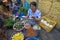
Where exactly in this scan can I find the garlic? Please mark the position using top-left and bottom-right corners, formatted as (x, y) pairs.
(41, 19), (44, 22)
(46, 23), (50, 26)
(49, 25), (53, 28)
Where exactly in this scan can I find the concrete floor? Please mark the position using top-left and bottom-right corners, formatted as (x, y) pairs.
(40, 29), (60, 40)
(1, 21), (60, 40)
(6, 28), (60, 40)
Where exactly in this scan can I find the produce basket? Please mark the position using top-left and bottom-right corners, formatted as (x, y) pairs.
(26, 37), (39, 40)
(11, 32), (24, 40)
(5, 18), (14, 29)
(13, 22), (24, 31)
(38, 16), (57, 32)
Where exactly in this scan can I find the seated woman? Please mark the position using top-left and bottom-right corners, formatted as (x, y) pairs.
(24, 2), (41, 26)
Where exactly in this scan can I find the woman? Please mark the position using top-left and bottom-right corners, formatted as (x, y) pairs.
(24, 2), (41, 26)
(28, 2), (41, 21)
(21, 2), (41, 38)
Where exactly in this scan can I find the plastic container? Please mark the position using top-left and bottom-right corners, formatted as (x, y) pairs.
(26, 37), (39, 40)
(23, 0), (30, 8)
(9, 32), (24, 40)
(13, 10), (18, 16)
(12, 32), (24, 40)
(13, 22), (24, 31)
(19, 12), (25, 18)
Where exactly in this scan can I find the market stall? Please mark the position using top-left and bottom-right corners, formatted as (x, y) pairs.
(0, 0), (59, 40)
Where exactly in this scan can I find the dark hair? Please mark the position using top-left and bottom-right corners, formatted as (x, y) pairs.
(30, 2), (37, 7)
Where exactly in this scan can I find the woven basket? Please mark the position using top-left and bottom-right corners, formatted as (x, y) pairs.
(38, 16), (57, 32)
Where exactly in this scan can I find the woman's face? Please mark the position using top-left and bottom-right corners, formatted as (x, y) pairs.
(30, 5), (36, 12)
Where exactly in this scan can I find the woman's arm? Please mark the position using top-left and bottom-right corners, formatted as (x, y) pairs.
(35, 18), (41, 22)
(31, 16), (41, 21)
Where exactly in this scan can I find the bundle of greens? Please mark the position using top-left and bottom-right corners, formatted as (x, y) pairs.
(5, 18), (14, 29)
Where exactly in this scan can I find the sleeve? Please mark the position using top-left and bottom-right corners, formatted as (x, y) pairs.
(38, 11), (41, 18)
(27, 9), (30, 17)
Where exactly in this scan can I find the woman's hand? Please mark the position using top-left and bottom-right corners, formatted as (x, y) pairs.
(31, 16), (41, 22)
(31, 16), (35, 19)
(23, 16), (28, 20)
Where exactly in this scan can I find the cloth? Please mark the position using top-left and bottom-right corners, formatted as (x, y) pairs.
(23, 1), (30, 8)
(9, 3), (16, 9)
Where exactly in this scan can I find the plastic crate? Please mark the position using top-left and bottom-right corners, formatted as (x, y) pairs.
(38, 16), (57, 32)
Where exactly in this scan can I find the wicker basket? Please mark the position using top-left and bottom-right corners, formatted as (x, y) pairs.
(13, 22), (24, 31)
(38, 16), (57, 32)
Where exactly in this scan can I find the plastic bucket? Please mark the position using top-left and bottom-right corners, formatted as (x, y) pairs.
(26, 37), (39, 40)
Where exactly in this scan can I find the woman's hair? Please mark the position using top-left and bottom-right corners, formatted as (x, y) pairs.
(30, 2), (37, 7)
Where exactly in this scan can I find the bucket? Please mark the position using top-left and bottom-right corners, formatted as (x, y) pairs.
(26, 37), (39, 40)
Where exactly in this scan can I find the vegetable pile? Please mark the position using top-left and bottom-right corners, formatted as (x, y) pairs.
(5, 18), (14, 29)
(15, 17), (20, 23)
(13, 22), (24, 30)
(12, 32), (24, 40)
(19, 7), (28, 16)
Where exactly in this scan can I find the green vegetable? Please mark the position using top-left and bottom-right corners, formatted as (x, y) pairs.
(19, 7), (28, 16)
(5, 18), (14, 29)
(15, 17), (20, 23)
(14, 23), (24, 30)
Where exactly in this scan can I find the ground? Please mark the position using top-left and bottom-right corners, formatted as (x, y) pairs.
(5, 28), (60, 40)
(40, 29), (60, 40)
